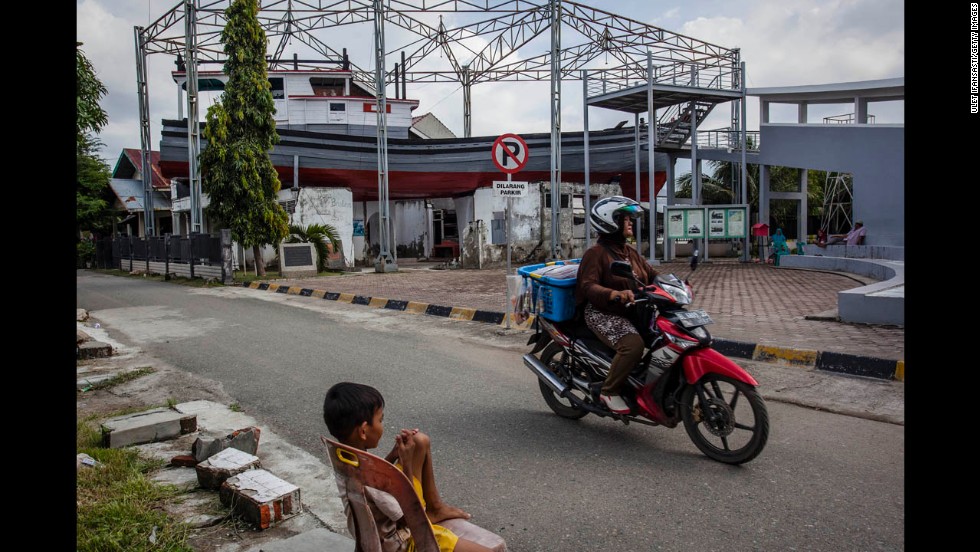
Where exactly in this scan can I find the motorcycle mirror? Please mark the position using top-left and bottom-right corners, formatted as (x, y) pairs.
(610, 260), (635, 279)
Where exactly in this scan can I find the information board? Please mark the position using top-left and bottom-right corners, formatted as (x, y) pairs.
(665, 205), (748, 239)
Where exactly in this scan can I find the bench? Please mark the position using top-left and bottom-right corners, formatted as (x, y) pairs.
(777, 252), (904, 326)
(321, 436), (508, 552)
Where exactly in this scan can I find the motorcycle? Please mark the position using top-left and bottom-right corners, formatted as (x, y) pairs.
(522, 254), (770, 465)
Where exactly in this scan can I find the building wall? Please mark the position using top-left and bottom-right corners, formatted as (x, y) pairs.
(458, 181), (624, 267)
(291, 188), (355, 267)
(393, 200), (429, 258)
(758, 124), (904, 247)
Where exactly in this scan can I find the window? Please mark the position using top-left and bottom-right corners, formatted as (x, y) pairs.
(269, 77), (285, 99)
(310, 77), (345, 97)
(329, 103), (346, 112)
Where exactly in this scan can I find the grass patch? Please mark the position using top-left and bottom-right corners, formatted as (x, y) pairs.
(233, 270), (280, 285)
(76, 418), (193, 551)
(229, 402), (242, 412)
(79, 367), (155, 393)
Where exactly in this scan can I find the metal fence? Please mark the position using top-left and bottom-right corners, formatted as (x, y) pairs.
(95, 233), (223, 270)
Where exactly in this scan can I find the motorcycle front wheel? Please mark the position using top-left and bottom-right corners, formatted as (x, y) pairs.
(538, 343), (589, 420)
(681, 374), (769, 465)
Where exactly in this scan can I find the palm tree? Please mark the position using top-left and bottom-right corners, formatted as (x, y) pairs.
(286, 223), (341, 272)
(677, 160), (826, 238)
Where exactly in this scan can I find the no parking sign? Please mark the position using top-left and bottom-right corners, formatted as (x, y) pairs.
(491, 133), (529, 174)
(491, 133), (529, 329)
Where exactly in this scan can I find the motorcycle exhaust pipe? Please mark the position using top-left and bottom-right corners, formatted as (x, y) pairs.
(524, 353), (631, 419)
(523, 353), (568, 397)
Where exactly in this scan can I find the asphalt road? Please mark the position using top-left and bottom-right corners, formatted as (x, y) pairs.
(77, 272), (904, 552)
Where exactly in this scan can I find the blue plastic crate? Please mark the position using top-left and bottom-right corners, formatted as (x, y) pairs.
(517, 259), (581, 322)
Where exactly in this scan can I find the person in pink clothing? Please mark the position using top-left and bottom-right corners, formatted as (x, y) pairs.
(824, 221), (866, 246)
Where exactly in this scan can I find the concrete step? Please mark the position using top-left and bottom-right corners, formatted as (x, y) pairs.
(78, 340), (113, 360)
(100, 407), (198, 448)
(245, 528), (354, 552)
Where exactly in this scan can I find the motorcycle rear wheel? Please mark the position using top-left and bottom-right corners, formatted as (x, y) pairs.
(681, 374), (769, 465)
(538, 343), (589, 420)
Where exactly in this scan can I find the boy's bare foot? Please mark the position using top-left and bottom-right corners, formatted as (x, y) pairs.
(426, 503), (471, 523)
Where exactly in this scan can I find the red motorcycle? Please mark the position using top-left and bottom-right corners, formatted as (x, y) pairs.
(523, 257), (769, 465)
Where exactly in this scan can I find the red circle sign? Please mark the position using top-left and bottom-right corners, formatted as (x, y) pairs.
(491, 133), (529, 174)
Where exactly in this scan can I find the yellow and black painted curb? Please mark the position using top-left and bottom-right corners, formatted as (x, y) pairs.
(243, 282), (505, 325)
(242, 282), (904, 383)
(713, 339), (904, 382)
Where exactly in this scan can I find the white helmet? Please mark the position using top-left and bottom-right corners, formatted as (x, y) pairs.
(590, 196), (643, 235)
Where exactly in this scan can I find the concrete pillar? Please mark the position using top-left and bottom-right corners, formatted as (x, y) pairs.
(799, 170), (808, 243)
(221, 228), (233, 284)
(760, 100), (770, 124)
(855, 97), (869, 123)
(759, 165), (770, 229)
(798, 102), (807, 124)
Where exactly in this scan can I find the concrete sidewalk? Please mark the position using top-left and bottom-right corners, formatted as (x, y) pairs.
(251, 258), (905, 381)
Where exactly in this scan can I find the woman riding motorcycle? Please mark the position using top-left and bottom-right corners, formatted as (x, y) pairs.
(574, 196), (659, 415)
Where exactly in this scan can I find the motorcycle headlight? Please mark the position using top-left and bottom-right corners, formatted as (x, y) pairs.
(664, 331), (699, 349)
(661, 283), (692, 305)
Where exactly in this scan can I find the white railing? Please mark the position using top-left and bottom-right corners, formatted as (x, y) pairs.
(696, 128), (760, 151)
(823, 113), (876, 124)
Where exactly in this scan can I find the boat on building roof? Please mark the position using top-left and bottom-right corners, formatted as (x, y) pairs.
(158, 67), (668, 202)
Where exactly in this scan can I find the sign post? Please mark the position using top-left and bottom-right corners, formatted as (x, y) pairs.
(492, 134), (529, 329)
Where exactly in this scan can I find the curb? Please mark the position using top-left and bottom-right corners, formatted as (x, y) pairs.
(240, 282), (903, 382)
(713, 339), (904, 382)
(243, 282), (506, 324)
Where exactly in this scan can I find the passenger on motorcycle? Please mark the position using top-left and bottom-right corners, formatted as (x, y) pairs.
(574, 196), (659, 415)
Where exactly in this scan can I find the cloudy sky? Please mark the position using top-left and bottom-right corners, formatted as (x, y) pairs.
(76, 0), (905, 166)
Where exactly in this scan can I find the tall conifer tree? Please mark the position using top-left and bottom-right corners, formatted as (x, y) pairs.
(200, 0), (288, 276)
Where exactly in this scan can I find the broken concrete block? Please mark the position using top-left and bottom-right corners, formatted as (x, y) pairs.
(100, 408), (197, 449)
(77, 340), (113, 360)
(196, 447), (262, 490)
(219, 469), (301, 530)
(171, 455), (198, 467)
(192, 426), (261, 463)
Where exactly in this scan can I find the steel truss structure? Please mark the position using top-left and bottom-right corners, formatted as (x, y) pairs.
(135, 0), (744, 264)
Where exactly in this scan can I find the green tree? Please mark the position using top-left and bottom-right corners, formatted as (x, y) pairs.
(677, 157), (827, 238)
(76, 43), (113, 258)
(199, 0), (288, 277)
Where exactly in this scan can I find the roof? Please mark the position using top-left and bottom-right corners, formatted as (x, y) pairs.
(747, 78), (904, 103)
(409, 112), (457, 139)
(114, 149), (171, 190)
(109, 179), (172, 212)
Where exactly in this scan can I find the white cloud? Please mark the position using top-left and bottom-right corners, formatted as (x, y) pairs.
(680, 1), (903, 88)
(78, 0), (904, 162)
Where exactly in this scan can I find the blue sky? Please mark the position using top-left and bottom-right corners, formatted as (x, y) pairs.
(77, 0), (905, 167)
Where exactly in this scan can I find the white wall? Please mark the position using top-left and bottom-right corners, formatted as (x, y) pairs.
(393, 200), (428, 257)
(291, 188), (355, 267)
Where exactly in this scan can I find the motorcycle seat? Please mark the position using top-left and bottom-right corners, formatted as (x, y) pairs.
(555, 320), (616, 362)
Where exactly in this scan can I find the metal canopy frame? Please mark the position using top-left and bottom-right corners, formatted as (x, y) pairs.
(134, 0), (742, 265)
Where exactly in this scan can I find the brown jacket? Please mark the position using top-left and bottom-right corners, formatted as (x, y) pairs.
(575, 240), (659, 318)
